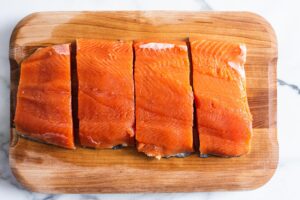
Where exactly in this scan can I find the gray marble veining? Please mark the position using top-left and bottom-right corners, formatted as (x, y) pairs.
(278, 79), (300, 94)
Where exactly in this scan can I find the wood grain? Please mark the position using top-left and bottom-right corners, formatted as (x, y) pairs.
(9, 11), (278, 193)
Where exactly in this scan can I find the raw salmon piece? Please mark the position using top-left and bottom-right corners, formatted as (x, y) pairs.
(76, 39), (134, 148)
(14, 44), (74, 149)
(134, 41), (194, 159)
(190, 38), (253, 157)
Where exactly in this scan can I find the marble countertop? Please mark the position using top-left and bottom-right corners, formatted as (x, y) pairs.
(1, 0), (299, 199)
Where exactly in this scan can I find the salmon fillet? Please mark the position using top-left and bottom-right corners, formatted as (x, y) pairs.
(190, 38), (253, 157)
(14, 44), (74, 149)
(134, 41), (194, 159)
(76, 39), (135, 148)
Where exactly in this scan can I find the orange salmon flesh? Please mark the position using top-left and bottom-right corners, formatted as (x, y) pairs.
(14, 44), (75, 149)
(134, 41), (194, 158)
(76, 39), (135, 148)
(190, 38), (252, 157)
(14, 38), (252, 158)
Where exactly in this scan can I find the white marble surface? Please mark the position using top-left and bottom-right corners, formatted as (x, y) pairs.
(1, 0), (300, 199)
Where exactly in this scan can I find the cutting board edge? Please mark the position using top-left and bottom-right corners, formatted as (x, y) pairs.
(9, 128), (279, 193)
(9, 11), (278, 193)
(9, 11), (279, 50)
(9, 156), (279, 194)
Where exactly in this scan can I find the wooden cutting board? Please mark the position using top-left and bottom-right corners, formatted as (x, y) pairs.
(9, 11), (278, 193)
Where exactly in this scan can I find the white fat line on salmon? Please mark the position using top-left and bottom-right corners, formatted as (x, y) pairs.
(140, 43), (187, 51)
(228, 44), (247, 79)
(179, 45), (188, 51)
(53, 44), (70, 55)
(228, 61), (246, 79)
